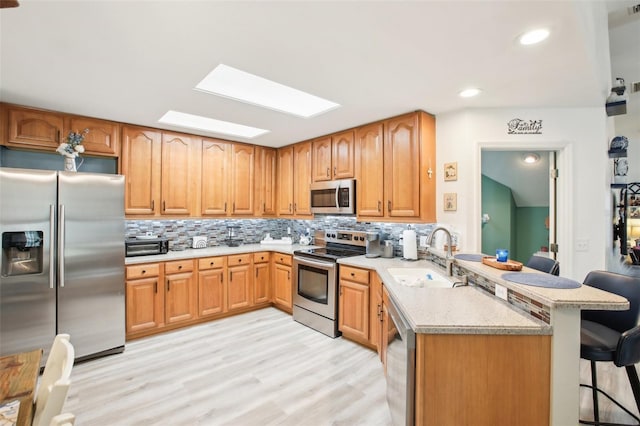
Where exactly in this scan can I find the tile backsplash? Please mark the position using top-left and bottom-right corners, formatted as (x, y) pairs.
(126, 216), (458, 258)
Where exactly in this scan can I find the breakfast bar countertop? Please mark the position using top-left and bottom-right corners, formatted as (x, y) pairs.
(338, 254), (629, 335)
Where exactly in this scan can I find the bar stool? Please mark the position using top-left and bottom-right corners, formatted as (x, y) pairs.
(580, 271), (640, 425)
(526, 255), (560, 275)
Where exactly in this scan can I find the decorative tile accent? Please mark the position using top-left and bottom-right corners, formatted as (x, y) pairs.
(452, 263), (552, 325)
(125, 217), (440, 256)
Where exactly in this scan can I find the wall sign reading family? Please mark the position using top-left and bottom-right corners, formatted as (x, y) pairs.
(507, 118), (543, 135)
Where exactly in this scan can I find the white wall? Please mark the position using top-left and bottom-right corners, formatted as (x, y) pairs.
(436, 107), (608, 281)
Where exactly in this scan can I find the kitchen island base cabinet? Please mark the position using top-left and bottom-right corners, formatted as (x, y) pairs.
(415, 334), (551, 426)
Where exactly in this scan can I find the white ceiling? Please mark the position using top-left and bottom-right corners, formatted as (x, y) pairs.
(0, 0), (617, 148)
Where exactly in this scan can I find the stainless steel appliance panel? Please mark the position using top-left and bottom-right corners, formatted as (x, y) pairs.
(57, 172), (125, 359)
(0, 168), (57, 357)
(386, 294), (416, 426)
(293, 256), (336, 320)
(310, 179), (355, 215)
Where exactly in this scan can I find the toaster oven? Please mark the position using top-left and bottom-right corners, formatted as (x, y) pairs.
(125, 238), (169, 257)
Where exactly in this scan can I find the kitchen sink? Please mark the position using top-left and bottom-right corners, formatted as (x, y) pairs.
(386, 268), (453, 288)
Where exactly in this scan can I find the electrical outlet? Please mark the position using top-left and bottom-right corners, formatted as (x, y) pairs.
(495, 284), (508, 301)
(419, 236), (428, 247)
(576, 239), (589, 252)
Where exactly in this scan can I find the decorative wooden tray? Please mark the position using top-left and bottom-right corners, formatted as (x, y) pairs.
(482, 256), (523, 271)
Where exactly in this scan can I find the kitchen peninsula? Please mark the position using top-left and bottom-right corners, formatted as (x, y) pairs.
(127, 242), (628, 426)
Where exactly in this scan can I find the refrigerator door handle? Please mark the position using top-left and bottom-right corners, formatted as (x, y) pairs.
(58, 204), (65, 287)
(49, 204), (56, 289)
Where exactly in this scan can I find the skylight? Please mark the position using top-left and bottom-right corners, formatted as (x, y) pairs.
(195, 64), (340, 118)
(158, 110), (269, 139)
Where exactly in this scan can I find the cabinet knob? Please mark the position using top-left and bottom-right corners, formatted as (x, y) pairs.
(178, 265), (183, 270)
(350, 272), (355, 277)
(210, 262), (214, 266)
(238, 259), (242, 263)
(142, 270), (146, 274)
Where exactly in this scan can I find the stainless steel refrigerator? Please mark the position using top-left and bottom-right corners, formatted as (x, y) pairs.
(0, 168), (125, 362)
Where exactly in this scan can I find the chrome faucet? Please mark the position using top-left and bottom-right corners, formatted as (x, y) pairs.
(427, 226), (453, 275)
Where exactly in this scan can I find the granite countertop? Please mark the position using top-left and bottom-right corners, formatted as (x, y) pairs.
(452, 256), (629, 311)
(339, 256), (552, 335)
(125, 243), (318, 265)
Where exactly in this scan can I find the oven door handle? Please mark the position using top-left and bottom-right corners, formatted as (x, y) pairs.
(294, 256), (336, 270)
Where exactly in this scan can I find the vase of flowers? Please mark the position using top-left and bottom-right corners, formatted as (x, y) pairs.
(57, 128), (88, 172)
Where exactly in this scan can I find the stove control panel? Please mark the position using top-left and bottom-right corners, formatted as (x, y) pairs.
(324, 229), (368, 247)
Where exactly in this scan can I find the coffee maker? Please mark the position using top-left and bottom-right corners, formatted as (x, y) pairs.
(365, 232), (386, 258)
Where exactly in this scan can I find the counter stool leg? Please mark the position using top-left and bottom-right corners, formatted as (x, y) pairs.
(592, 361), (600, 425)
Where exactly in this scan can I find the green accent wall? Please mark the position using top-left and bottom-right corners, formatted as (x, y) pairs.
(516, 207), (549, 263)
(481, 175), (516, 258)
(482, 174), (549, 263)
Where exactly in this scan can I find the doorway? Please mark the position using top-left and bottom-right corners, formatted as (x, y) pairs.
(481, 150), (557, 264)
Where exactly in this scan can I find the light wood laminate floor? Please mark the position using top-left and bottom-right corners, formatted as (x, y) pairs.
(64, 308), (392, 426)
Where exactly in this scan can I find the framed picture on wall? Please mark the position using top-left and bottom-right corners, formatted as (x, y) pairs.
(444, 193), (457, 211)
(444, 162), (458, 181)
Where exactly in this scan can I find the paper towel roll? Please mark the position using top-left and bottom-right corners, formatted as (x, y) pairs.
(402, 230), (417, 260)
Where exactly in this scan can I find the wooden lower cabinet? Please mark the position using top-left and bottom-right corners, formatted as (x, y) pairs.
(125, 263), (164, 335)
(227, 254), (252, 311)
(370, 272), (383, 358)
(197, 256), (226, 317)
(164, 259), (197, 325)
(253, 252), (271, 304)
(414, 334), (551, 426)
(338, 265), (382, 350)
(272, 254), (293, 312)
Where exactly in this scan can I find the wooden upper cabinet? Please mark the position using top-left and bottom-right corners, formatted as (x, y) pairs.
(355, 123), (385, 217)
(5, 105), (64, 149)
(255, 146), (277, 217)
(312, 131), (354, 182)
(356, 111), (435, 222)
(293, 141), (312, 216)
(312, 136), (332, 182)
(277, 146), (294, 215)
(122, 126), (162, 215)
(65, 115), (119, 156)
(161, 132), (198, 216)
(384, 113), (421, 218)
(201, 140), (254, 216)
(201, 139), (230, 215)
(230, 144), (254, 215)
(332, 130), (355, 179)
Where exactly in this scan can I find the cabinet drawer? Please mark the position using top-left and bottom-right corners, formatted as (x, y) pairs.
(340, 266), (369, 284)
(228, 254), (251, 265)
(126, 263), (161, 280)
(253, 252), (270, 264)
(198, 256), (226, 270)
(165, 259), (194, 274)
(274, 253), (292, 266)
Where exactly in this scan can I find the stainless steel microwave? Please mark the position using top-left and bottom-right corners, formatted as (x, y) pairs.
(310, 179), (356, 215)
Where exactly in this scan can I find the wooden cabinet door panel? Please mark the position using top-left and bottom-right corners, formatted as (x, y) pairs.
(370, 273), (383, 355)
(277, 146), (294, 215)
(332, 130), (355, 179)
(126, 277), (164, 333)
(198, 269), (226, 317)
(65, 116), (119, 156)
(231, 144), (254, 215)
(161, 132), (195, 215)
(7, 107), (63, 148)
(254, 262), (270, 304)
(385, 114), (420, 217)
(312, 136), (332, 182)
(338, 280), (369, 342)
(165, 271), (197, 324)
(201, 139), (230, 215)
(121, 126), (161, 215)
(228, 264), (252, 311)
(355, 123), (384, 217)
(273, 263), (292, 309)
(293, 141), (312, 216)
(255, 147), (277, 216)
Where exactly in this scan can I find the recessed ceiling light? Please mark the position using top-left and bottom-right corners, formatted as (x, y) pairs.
(519, 28), (550, 45)
(158, 110), (269, 139)
(459, 88), (482, 98)
(523, 153), (540, 164)
(195, 64), (340, 118)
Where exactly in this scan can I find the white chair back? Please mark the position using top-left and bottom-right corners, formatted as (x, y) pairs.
(49, 413), (75, 426)
(32, 334), (75, 426)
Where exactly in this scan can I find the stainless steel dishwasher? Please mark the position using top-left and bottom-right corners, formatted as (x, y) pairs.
(385, 294), (416, 426)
